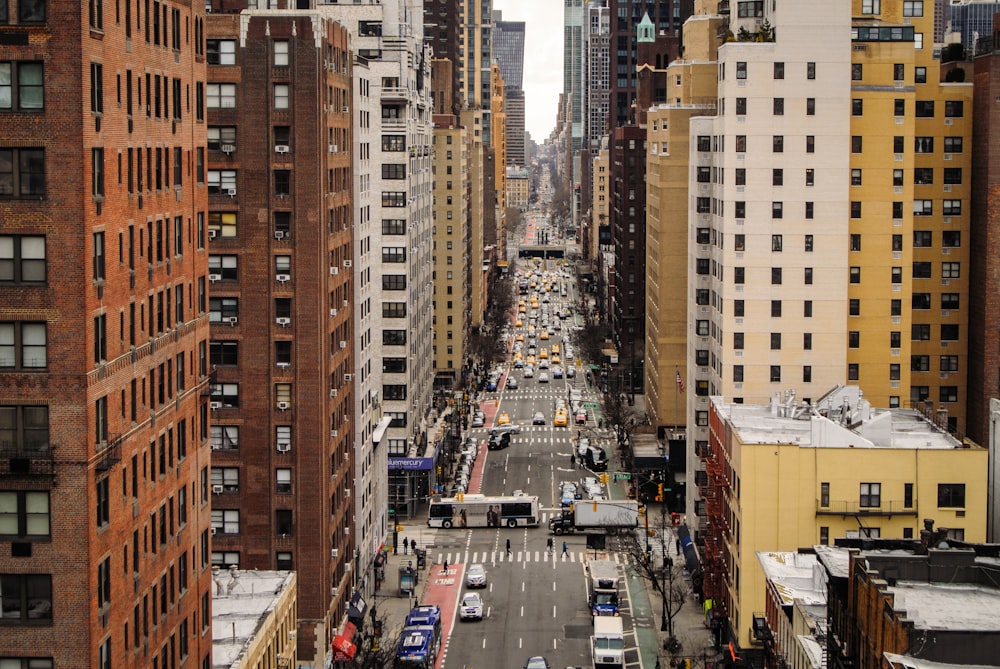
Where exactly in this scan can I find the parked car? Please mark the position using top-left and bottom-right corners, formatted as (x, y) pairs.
(471, 412), (485, 428)
(460, 592), (484, 621)
(465, 564), (487, 588)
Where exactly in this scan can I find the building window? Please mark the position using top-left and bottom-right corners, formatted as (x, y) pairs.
(889, 363), (901, 381)
(210, 467), (239, 493)
(208, 255), (238, 281)
(848, 363), (859, 381)
(770, 333), (781, 350)
(912, 355), (929, 372)
(207, 169), (237, 195)
(735, 97), (746, 115)
(382, 302), (406, 318)
(206, 39), (236, 65)
(0, 62), (45, 111)
(382, 247), (406, 263)
(273, 84), (289, 109)
(771, 235), (782, 252)
(273, 40), (289, 66)
(849, 299), (860, 316)
(209, 297), (238, 323)
(208, 383), (239, 408)
(915, 100), (934, 117)
(734, 333), (744, 350)
(850, 201), (861, 218)
(803, 366), (812, 383)
(0, 491), (50, 538)
(206, 83), (236, 108)
(849, 331), (860, 348)
(0, 322), (46, 369)
(0, 235), (45, 283)
(941, 324), (959, 341)
(210, 509), (240, 534)
(772, 202), (783, 218)
(773, 98), (784, 115)
(211, 551), (241, 569)
(275, 469), (292, 494)
(772, 169), (783, 187)
(771, 267), (782, 285)
(382, 274), (406, 290)
(859, 482), (880, 508)
(772, 136), (783, 152)
(937, 483), (965, 508)
(0, 574), (52, 622)
(382, 164), (406, 180)
(210, 342), (238, 366)
(769, 366), (781, 382)
(210, 425), (239, 451)
(0, 148), (46, 198)
(852, 99), (863, 115)
(736, 61), (747, 79)
(735, 135), (747, 152)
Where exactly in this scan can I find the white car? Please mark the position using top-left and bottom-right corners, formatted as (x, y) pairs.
(465, 564), (488, 588)
(460, 592), (484, 621)
(523, 366), (535, 378)
(538, 372), (549, 383)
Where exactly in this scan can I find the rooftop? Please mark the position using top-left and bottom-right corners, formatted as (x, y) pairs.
(212, 569), (296, 669)
(886, 580), (1000, 632)
(884, 652), (1000, 669)
(712, 386), (967, 451)
(756, 551), (825, 607)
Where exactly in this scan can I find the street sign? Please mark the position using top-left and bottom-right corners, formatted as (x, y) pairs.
(613, 473), (631, 481)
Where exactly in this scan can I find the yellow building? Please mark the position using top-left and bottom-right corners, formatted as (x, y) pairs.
(847, 2), (972, 430)
(491, 62), (509, 260)
(591, 143), (610, 262)
(465, 107), (488, 333)
(701, 388), (988, 651)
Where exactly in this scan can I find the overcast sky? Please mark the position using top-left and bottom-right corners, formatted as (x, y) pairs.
(493, 0), (563, 141)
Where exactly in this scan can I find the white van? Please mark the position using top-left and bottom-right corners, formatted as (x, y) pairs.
(592, 616), (625, 669)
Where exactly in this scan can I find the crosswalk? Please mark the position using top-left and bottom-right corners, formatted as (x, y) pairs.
(427, 549), (638, 567)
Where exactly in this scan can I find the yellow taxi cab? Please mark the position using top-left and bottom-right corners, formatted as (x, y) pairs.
(496, 412), (511, 426)
(552, 344), (561, 354)
(527, 324), (536, 334)
(529, 280), (537, 289)
(515, 318), (524, 327)
(515, 333), (525, 342)
(526, 355), (537, 367)
(552, 354), (561, 365)
(531, 301), (539, 310)
(539, 330), (550, 340)
(518, 304), (527, 314)
(539, 348), (549, 360)
(553, 410), (568, 427)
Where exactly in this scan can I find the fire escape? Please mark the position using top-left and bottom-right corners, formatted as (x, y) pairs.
(699, 432), (731, 634)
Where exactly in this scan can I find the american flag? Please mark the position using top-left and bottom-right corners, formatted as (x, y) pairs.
(676, 370), (685, 393)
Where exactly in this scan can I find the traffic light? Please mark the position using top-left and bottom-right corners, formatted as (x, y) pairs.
(599, 473), (609, 484)
(373, 620), (383, 638)
(655, 484), (664, 503)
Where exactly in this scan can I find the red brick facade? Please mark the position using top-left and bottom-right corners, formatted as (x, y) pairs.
(0, 0), (213, 667)
(204, 11), (355, 657)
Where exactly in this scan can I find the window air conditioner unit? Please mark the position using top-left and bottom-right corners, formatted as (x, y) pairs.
(277, 401), (290, 411)
(329, 308), (337, 317)
(210, 527), (217, 535)
(345, 562), (351, 572)
(274, 231), (286, 240)
(330, 388), (338, 398)
(275, 145), (290, 154)
(208, 230), (218, 239)
(276, 316), (291, 325)
(210, 401), (222, 410)
(225, 316), (238, 325)
(212, 484), (225, 494)
(226, 188), (237, 197)
(221, 144), (236, 154)
(331, 586), (339, 597)
(330, 266), (339, 276)
(342, 106), (349, 114)
(329, 144), (338, 153)
(343, 299), (349, 308)
(277, 442), (291, 453)
(331, 548), (339, 558)
(343, 373), (353, 382)
(331, 429), (339, 438)
(276, 274), (290, 283)
(339, 340), (347, 349)
(208, 273), (222, 283)
(343, 259), (352, 268)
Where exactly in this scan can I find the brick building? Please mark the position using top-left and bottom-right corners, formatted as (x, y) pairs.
(203, 8), (355, 660)
(0, 0), (213, 667)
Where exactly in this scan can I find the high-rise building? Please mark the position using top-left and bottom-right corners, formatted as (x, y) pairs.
(677, 0), (973, 557)
(461, 0), (495, 145)
(203, 9), (355, 658)
(425, 0), (463, 116)
(0, 2), (213, 667)
(585, 0), (612, 151)
(492, 13), (527, 166)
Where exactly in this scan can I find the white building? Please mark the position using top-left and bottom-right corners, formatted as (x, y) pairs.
(685, 1), (852, 519)
(319, 0), (435, 598)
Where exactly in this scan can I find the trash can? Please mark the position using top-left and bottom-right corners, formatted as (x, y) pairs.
(415, 548), (427, 569)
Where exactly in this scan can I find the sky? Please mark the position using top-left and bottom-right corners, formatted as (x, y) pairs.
(493, 0), (564, 141)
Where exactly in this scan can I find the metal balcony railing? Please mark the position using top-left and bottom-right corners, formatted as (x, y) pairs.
(0, 440), (56, 478)
(815, 499), (918, 516)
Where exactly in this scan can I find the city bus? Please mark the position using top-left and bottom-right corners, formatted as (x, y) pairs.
(427, 494), (541, 528)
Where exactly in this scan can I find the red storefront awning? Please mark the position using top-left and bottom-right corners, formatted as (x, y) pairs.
(332, 622), (358, 661)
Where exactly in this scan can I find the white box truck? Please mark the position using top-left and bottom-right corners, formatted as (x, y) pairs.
(592, 615), (625, 669)
(548, 499), (639, 535)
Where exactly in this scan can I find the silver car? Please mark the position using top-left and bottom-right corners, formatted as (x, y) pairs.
(460, 592), (484, 621)
(465, 563), (487, 588)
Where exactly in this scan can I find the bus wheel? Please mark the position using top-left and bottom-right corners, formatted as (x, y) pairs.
(507, 519), (517, 528)
(443, 520), (453, 529)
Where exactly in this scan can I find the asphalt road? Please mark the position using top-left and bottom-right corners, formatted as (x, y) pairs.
(437, 258), (620, 669)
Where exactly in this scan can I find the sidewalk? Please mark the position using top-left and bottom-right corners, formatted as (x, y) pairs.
(373, 532), (437, 639)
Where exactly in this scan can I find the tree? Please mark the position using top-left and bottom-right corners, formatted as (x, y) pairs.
(507, 206), (524, 239)
(601, 387), (638, 452)
(352, 605), (403, 669)
(619, 513), (689, 650)
(570, 321), (608, 371)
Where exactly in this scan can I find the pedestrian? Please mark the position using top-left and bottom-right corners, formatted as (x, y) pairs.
(506, 538), (512, 556)
(570, 453), (576, 468)
(562, 541), (569, 557)
(442, 559), (449, 574)
(675, 538), (681, 556)
(403, 537), (409, 554)
(547, 537), (554, 554)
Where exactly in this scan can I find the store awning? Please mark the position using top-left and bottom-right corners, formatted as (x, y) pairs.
(332, 622), (358, 661)
(347, 592), (368, 622)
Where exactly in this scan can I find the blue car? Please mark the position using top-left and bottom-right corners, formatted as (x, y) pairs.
(486, 378), (498, 391)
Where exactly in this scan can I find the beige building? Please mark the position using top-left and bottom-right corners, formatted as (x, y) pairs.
(465, 108), (488, 332)
(703, 388), (988, 650)
(432, 115), (471, 384)
(645, 8), (723, 431)
(591, 143), (611, 262)
(506, 166), (531, 211)
(212, 569), (298, 669)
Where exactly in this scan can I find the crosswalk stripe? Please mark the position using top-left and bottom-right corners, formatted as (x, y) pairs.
(434, 550), (644, 567)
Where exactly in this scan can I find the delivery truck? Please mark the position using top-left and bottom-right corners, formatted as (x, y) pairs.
(548, 499), (639, 535)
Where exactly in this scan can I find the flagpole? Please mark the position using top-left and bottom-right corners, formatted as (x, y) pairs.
(674, 367), (679, 432)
